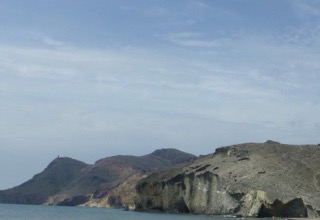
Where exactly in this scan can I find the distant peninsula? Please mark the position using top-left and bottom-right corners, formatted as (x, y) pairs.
(1, 142), (320, 218)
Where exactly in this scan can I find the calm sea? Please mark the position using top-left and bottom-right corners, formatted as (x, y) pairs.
(0, 204), (255, 220)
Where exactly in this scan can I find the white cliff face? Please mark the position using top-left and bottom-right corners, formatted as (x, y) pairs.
(135, 143), (320, 217)
(183, 172), (239, 215)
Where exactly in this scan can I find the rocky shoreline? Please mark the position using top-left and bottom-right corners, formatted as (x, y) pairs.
(134, 142), (320, 218)
(1, 142), (320, 218)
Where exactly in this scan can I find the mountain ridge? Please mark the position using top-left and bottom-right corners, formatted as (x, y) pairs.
(0, 148), (197, 206)
(2, 142), (320, 218)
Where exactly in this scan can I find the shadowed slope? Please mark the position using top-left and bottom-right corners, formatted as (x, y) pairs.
(0, 148), (196, 206)
(0, 157), (88, 204)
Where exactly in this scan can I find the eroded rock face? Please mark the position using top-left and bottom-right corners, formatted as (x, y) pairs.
(258, 198), (307, 217)
(136, 171), (241, 215)
(135, 143), (320, 217)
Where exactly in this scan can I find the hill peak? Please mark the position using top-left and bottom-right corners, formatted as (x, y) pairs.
(265, 140), (281, 144)
(149, 148), (197, 165)
(46, 157), (87, 169)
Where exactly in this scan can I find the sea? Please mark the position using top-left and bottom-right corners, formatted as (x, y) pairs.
(0, 204), (260, 220)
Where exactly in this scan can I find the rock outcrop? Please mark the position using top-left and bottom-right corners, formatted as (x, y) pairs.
(135, 143), (320, 218)
(83, 172), (144, 209)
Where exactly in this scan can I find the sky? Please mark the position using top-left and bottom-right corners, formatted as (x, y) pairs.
(1, 0), (320, 189)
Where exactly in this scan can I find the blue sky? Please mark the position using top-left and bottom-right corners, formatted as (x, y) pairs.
(1, 0), (320, 189)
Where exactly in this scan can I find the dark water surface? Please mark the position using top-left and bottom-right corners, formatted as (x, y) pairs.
(0, 204), (260, 220)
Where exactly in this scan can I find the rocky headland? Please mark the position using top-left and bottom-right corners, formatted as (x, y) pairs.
(1, 142), (320, 218)
(135, 142), (320, 218)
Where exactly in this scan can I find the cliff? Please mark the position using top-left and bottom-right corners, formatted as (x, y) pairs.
(3, 142), (320, 218)
(135, 142), (320, 218)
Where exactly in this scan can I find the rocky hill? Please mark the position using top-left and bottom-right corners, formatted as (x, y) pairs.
(2, 142), (319, 218)
(135, 142), (320, 218)
(0, 148), (196, 206)
(0, 157), (88, 204)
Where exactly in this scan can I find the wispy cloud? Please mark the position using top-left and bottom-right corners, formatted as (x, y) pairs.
(2, 0), (320, 190)
(164, 32), (232, 48)
(3, 0), (320, 191)
(37, 35), (64, 47)
(1, 31), (319, 130)
(289, 0), (320, 17)
(1, 20), (320, 164)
